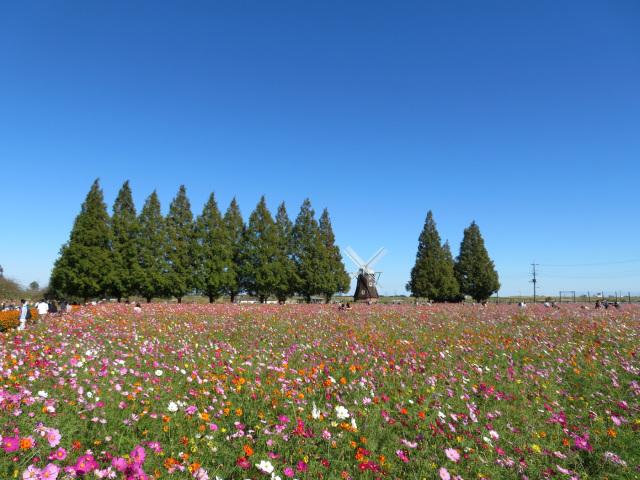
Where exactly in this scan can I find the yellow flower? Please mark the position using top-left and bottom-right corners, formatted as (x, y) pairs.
(531, 445), (541, 453)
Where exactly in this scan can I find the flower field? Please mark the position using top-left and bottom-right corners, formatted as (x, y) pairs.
(1, 303), (638, 480)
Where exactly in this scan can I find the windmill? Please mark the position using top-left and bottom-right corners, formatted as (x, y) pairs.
(343, 246), (387, 302)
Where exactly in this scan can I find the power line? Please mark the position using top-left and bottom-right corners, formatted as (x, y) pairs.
(540, 259), (640, 267)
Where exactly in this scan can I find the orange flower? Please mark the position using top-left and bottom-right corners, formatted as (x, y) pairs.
(181, 436), (189, 446)
(607, 429), (616, 438)
(200, 412), (210, 422)
(20, 438), (33, 450)
(236, 408), (243, 417)
(243, 444), (254, 457)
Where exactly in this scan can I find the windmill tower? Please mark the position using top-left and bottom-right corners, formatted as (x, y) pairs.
(343, 246), (387, 302)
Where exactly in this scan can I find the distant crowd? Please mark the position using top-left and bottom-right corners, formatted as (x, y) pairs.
(1, 299), (80, 314)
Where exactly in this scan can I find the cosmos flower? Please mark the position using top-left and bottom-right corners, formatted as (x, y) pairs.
(445, 448), (460, 462)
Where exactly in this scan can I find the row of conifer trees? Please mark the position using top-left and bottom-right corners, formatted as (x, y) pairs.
(406, 211), (500, 302)
(49, 180), (351, 303)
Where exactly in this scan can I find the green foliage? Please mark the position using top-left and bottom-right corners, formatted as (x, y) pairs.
(0, 275), (22, 299)
(272, 202), (298, 303)
(292, 198), (324, 303)
(221, 198), (245, 303)
(136, 191), (168, 302)
(241, 196), (279, 303)
(109, 181), (140, 301)
(164, 185), (196, 303)
(194, 192), (227, 303)
(50, 179), (113, 300)
(318, 208), (351, 302)
(406, 211), (459, 302)
(455, 220), (500, 302)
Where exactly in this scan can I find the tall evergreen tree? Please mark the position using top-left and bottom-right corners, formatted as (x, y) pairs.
(318, 208), (350, 303)
(241, 196), (278, 303)
(165, 185), (195, 303)
(292, 198), (324, 303)
(109, 181), (140, 302)
(50, 179), (113, 301)
(454, 221), (500, 302)
(194, 192), (227, 303)
(221, 198), (245, 303)
(406, 211), (458, 302)
(272, 202), (298, 303)
(137, 191), (168, 302)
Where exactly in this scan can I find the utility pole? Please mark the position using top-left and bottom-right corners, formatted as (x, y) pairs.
(531, 261), (538, 304)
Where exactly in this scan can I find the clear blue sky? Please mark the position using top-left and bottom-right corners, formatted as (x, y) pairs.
(1, 1), (639, 298)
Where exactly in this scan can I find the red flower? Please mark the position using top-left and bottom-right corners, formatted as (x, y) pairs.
(321, 459), (330, 467)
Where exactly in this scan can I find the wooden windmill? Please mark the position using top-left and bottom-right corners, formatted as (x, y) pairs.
(343, 246), (387, 302)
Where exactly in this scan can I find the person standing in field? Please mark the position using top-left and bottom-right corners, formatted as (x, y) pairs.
(17, 299), (29, 331)
(36, 299), (49, 317)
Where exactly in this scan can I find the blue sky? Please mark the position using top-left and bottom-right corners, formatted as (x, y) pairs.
(1, 1), (639, 298)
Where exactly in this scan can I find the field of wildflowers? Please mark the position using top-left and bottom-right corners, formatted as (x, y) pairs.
(1, 303), (638, 480)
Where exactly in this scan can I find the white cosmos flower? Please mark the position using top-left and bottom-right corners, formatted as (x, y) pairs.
(335, 405), (349, 420)
(155, 370), (163, 376)
(38, 390), (48, 398)
(311, 402), (321, 420)
(167, 401), (178, 412)
(255, 460), (274, 473)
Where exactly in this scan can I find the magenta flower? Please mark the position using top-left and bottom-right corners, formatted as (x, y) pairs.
(574, 437), (593, 452)
(283, 467), (295, 477)
(52, 447), (67, 460)
(3, 437), (20, 453)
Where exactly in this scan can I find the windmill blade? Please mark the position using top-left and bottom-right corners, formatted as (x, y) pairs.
(344, 246), (365, 268)
(365, 247), (387, 269)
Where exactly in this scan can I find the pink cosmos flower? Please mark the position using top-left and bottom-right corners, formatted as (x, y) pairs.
(283, 467), (295, 477)
(40, 463), (60, 480)
(46, 429), (61, 447)
(574, 437), (593, 452)
(439, 467), (451, 480)
(445, 448), (460, 462)
(3, 437), (20, 453)
(396, 450), (409, 462)
(52, 447), (67, 460)
(22, 465), (41, 480)
(296, 461), (308, 472)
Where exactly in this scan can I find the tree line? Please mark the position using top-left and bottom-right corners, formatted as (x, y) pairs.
(49, 179), (351, 303)
(406, 211), (500, 302)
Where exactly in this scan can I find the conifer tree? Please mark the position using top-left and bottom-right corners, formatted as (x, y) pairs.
(406, 211), (459, 302)
(241, 196), (278, 303)
(165, 185), (195, 303)
(292, 198), (324, 303)
(221, 198), (245, 303)
(194, 192), (226, 303)
(272, 202), (298, 303)
(50, 179), (113, 301)
(454, 221), (500, 302)
(137, 191), (168, 302)
(318, 208), (350, 303)
(109, 181), (140, 302)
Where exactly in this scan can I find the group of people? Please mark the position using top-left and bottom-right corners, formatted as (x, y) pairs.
(3, 298), (76, 332)
(595, 300), (620, 309)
